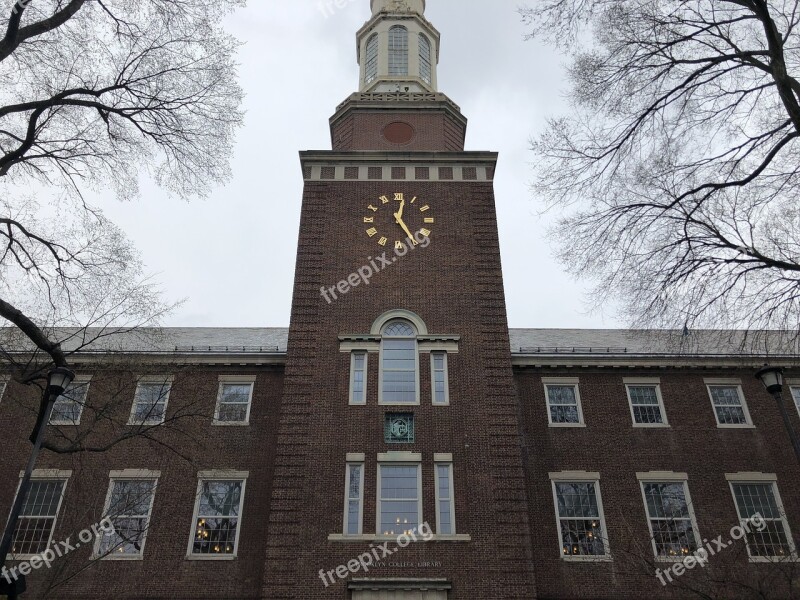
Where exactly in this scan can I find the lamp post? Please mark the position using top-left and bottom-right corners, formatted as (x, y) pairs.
(0, 367), (74, 600)
(755, 365), (800, 466)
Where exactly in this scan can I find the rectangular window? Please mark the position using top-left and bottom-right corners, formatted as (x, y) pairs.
(626, 383), (667, 426)
(344, 463), (364, 536)
(730, 480), (796, 560)
(552, 480), (608, 558)
(381, 339), (418, 404)
(0, 379), (6, 402)
(96, 476), (158, 558)
(431, 352), (449, 405)
(350, 352), (367, 405)
(544, 379), (584, 426)
(640, 480), (699, 558)
(791, 386), (800, 419)
(435, 463), (455, 535)
(189, 477), (246, 558)
(214, 377), (254, 425)
(49, 378), (91, 426)
(129, 378), (172, 425)
(10, 478), (67, 557)
(378, 464), (421, 536)
(707, 383), (752, 427)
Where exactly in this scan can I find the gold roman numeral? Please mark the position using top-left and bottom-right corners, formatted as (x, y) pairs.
(424, 217), (435, 224)
(410, 196), (418, 204)
(380, 195), (390, 204)
(420, 228), (431, 237)
(368, 205), (378, 212)
(378, 237), (388, 246)
(420, 205), (430, 212)
(364, 217), (374, 223)
(395, 240), (404, 250)
(394, 193), (404, 201)
(366, 228), (378, 237)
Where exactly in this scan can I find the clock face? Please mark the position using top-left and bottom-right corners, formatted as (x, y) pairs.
(363, 192), (434, 249)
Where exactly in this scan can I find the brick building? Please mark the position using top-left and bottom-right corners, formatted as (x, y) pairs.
(1, 1), (799, 598)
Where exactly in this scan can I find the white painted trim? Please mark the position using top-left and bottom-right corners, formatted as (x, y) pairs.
(434, 462), (456, 535)
(376, 462), (422, 536)
(213, 377), (255, 426)
(430, 352), (450, 406)
(549, 471), (600, 481)
(349, 351), (368, 406)
(94, 474), (159, 560)
(637, 478), (701, 562)
(343, 462), (365, 536)
(7, 475), (69, 561)
(625, 382), (669, 428)
(706, 383), (754, 428)
(704, 377), (742, 385)
(378, 452), (422, 462)
(789, 385), (800, 420)
(49, 376), (92, 426)
(371, 309), (429, 335)
(433, 453), (452, 462)
(550, 478), (611, 561)
(128, 376), (173, 426)
(186, 475), (247, 560)
(347, 453), (366, 462)
(543, 380), (585, 427)
(378, 323), (421, 406)
(725, 472), (778, 482)
(727, 479), (798, 561)
(623, 377), (662, 384)
(0, 377), (6, 403)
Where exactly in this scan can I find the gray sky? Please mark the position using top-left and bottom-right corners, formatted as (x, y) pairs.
(98, 0), (621, 329)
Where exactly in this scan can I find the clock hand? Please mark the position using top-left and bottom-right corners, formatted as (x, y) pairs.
(394, 214), (418, 245)
(396, 199), (405, 219)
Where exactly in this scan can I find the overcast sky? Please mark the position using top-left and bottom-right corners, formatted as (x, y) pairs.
(98, 0), (621, 330)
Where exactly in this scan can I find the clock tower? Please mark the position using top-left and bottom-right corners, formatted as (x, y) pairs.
(263, 2), (537, 597)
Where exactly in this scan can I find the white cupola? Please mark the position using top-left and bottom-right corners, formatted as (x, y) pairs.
(356, 0), (440, 93)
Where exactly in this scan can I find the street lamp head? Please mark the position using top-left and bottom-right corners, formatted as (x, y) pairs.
(755, 365), (784, 395)
(46, 366), (75, 398)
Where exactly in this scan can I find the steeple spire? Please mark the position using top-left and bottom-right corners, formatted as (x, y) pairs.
(357, 0), (439, 92)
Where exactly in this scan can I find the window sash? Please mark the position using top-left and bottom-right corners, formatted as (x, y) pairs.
(50, 380), (90, 425)
(10, 479), (67, 558)
(627, 385), (666, 426)
(730, 482), (796, 559)
(365, 34), (378, 84)
(553, 481), (608, 557)
(380, 339), (418, 404)
(419, 34), (432, 84)
(640, 481), (699, 558)
(388, 26), (409, 76)
(378, 464), (421, 536)
(96, 479), (157, 558)
(708, 385), (750, 426)
(350, 352), (367, 405)
(791, 387), (800, 419)
(130, 381), (171, 425)
(344, 463), (364, 536)
(190, 479), (246, 557)
(0, 381), (6, 402)
(215, 382), (253, 424)
(435, 463), (455, 535)
(545, 384), (582, 425)
(431, 352), (448, 405)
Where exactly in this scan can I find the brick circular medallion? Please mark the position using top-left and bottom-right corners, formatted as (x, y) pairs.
(382, 121), (416, 145)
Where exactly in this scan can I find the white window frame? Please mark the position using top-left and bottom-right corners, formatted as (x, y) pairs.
(364, 33), (379, 85)
(636, 472), (700, 561)
(128, 376), (173, 426)
(549, 472), (611, 561)
(343, 459), (365, 536)
(726, 473), (798, 562)
(94, 470), (160, 561)
(187, 471), (248, 561)
(49, 376), (92, 426)
(0, 377), (7, 403)
(625, 378), (669, 428)
(543, 378), (585, 427)
(7, 470), (71, 560)
(430, 352), (450, 406)
(419, 33), (432, 85)
(376, 457), (422, 537)
(349, 352), (368, 406)
(706, 379), (753, 428)
(789, 384), (800, 420)
(378, 322), (420, 406)
(213, 376), (255, 426)
(434, 458), (456, 535)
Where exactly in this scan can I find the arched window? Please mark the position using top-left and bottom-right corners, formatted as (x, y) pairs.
(380, 319), (418, 404)
(419, 34), (432, 84)
(364, 34), (379, 85)
(388, 26), (408, 76)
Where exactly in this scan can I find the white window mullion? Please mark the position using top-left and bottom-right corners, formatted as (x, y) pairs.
(350, 352), (368, 405)
(95, 475), (158, 559)
(639, 479), (699, 559)
(377, 463), (421, 536)
(434, 462), (455, 535)
(188, 476), (247, 559)
(431, 352), (449, 405)
(344, 463), (364, 535)
(9, 477), (68, 559)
